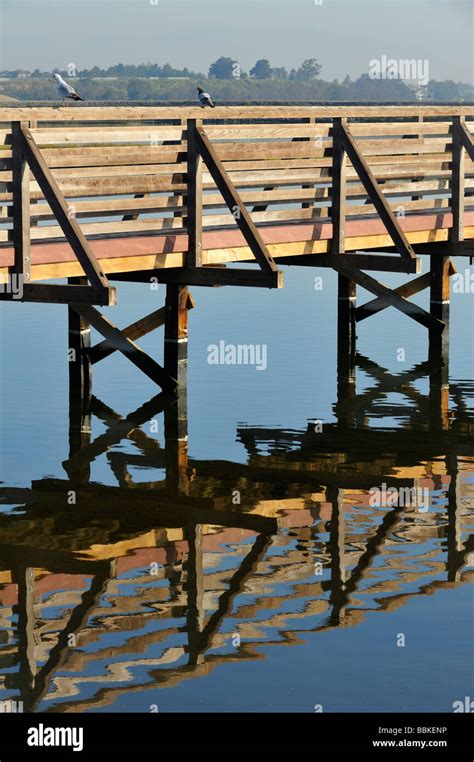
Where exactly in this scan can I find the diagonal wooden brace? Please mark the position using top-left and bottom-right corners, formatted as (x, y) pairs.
(356, 260), (456, 322)
(339, 122), (416, 260)
(332, 262), (445, 332)
(193, 124), (279, 274)
(356, 273), (431, 322)
(18, 124), (115, 304)
(89, 293), (195, 364)
(459, 119), (474, 161)
(72, 304), (176, 391)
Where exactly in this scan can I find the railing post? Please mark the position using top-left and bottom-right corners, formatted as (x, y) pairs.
(451, 115), (465, 243)
(11, 121), (31, 283)
(332, 118), (355, 381)
(186, 118), (203, 268)
(331, 117), (346, 255)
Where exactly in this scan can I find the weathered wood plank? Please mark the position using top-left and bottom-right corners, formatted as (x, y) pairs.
(0, 283), (116, 305)
(1, 105), (472, 122)
(29, 126), (186, 145)
(279, 253), (421, 273)
(1, 217), (472, 282)
(3, 196), (464, 236)
(111, 267), (283, 288)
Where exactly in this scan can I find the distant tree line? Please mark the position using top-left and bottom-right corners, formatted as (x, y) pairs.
(0, 58), (472, 103)
(0, 58), (323, 81)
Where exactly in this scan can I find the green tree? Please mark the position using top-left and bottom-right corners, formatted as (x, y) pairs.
(250, 59), (272, 79)
(271, 67), (288, 80)
(427, 80), (461, 102)
(295, 59), (321, 82)
(208, 57), (238, 79)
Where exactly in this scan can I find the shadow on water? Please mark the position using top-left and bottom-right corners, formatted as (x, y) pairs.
(0, 354), (473, 712)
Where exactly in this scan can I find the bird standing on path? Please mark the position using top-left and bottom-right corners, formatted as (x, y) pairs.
(197, 87), (215, 108)
(50, 73), (84, 105)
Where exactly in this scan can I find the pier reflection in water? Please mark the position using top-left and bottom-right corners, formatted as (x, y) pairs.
(0, 355), (472, 713)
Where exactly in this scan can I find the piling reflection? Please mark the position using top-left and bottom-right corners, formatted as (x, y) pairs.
(0, 355), (472, 712)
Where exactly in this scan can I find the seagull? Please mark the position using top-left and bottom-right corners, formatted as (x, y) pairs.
(50, 73), (84, 105)
(197, 87), (215, 108)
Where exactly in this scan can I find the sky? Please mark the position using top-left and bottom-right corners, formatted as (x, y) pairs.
(0, 0), (472, 83)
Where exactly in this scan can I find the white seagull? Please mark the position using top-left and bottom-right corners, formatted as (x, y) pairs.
(50, 73), (84, 105)
(197, 87), (215, 108)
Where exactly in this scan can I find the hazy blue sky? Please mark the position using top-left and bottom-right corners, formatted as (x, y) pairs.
(0, 0), (472, 82)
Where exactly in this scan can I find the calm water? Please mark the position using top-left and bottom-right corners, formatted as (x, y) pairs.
(0, 259), (472, 712)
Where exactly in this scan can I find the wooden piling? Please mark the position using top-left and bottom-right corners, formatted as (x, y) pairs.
(67, 277), (92, 475)
(337, 274), (357, 389)
(164, 283), (189, 492)
(164, 283), (189, 389)
(429, 257), (450, 370)
(164, 394), (189, 495)
(428, 255), (450, 428)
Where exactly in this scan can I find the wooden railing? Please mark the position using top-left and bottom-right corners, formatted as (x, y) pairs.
(0, 105), (473, 301)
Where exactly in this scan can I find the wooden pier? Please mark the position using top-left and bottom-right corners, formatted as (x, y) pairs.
(0, 104), (473, 399)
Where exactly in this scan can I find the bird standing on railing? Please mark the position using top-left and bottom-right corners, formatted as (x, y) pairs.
(197, 87), (215, 108)
(50, 73), (84, 105)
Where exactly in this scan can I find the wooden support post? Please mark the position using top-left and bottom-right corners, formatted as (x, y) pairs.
(428, 255), (450, 429)
(428, 255), (450, 372)
(186, 119), (203, 268)
(164, 284), (189, 389)
(333, 117), (355, 402)
(164, 284), (189, 493)
(331, 118), (347, 255)
(337, 274), (356, 387)
(67, 277), (92, 477)
(452, 116), (465, 243)
(11, 121), (31, 283)
(335, 321), (357, 429)
(164, 392), (189, 495)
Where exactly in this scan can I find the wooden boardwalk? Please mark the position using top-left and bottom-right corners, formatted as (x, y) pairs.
(0, 104), (473, 397)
